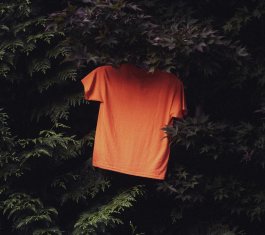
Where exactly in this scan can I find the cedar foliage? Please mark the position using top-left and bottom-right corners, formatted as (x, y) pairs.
(0, 0), (265, 234)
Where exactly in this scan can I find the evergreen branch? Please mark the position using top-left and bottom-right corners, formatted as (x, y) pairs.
(73, 185), (145, 235)
(26, 31), (64, 44)
(2, 193), (59, 233)
(28, 58), (51, 76)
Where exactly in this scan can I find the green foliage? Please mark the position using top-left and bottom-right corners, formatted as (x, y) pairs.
(18, 123), (81, 163)
(46, 0), (248, 73)
(0, 107), (112, 233)
(223, 1), (265, 34)
(1, 0), (265, 234)
(2, 193), (60, 234)
(0, 0), (78, 124)
(53, 169), (111, 205)
(0, 108), (23, 183)
(73, 185), (145, 235)
(162, 115), (231, 160)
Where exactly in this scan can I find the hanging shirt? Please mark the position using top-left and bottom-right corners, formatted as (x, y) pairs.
(81, 63), (187, 180)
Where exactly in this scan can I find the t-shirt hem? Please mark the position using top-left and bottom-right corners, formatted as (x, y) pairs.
(92, 160), (165, 180)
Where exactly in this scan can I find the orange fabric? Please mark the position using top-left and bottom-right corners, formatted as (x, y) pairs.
(81, 63), (187, 180)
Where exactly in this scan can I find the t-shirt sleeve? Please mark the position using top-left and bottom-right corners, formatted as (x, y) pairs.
(81, 66), (105, 102)
(169, 80), (187, 119)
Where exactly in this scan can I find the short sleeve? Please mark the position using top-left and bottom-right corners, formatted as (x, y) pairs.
(81, 66), (105, 102)
(169, 80), (187, 119)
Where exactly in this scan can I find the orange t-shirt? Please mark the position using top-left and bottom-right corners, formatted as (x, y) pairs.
(81, 63), (187, 180)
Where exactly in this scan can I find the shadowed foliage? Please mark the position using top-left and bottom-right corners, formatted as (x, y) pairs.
(0, 0), (265, 234)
